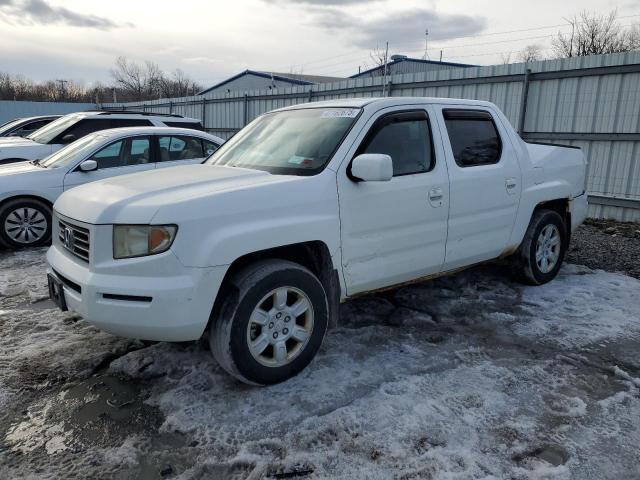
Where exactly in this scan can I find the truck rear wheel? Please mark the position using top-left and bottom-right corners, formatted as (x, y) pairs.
(513, 209), (567, 285)
(210, 259), (329, 385)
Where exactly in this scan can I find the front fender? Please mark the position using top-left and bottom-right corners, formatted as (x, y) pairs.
(159, 171), (342, 268)
(0, 187), (61, 206)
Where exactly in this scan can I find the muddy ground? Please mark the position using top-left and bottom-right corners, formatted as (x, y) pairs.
(0, 224), (639, 479)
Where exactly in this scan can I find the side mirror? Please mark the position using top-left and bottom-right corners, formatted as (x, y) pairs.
(61, 134), (76, 144)
(351, 154), (393, 182)
(79, 160), (98, 172)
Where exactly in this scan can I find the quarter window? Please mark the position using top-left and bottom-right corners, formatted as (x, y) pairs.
(443, 109), (502, 167)
(158, 135), (204, 161)
(164, 121), (203, 130)
(357, 111), (434, 176)
(110, 119), (153, 128)
(203, 139), (219, 156)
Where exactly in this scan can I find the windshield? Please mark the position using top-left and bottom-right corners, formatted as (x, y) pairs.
(206, 107), (361, 175)
(28, 114), (82, 144)
(40, 133), (106, 169)
(0, 118), (25, 136)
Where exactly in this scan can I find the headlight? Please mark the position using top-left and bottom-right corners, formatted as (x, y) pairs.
(113, 225), (177, 259)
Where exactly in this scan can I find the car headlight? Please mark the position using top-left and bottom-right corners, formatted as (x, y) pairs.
(113, 225), (177, 259)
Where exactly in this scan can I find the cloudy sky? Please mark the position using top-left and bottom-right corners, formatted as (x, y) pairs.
(0, 0), (636, 87)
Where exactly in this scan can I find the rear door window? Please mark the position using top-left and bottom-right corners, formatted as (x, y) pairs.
(158, 135), (204, 161)
(443, 109), (502, 167)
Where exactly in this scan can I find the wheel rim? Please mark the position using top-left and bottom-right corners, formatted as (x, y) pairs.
(535, 224), (561, 274)
(4, 207), (48, 244)
(246, 286), (314, 368)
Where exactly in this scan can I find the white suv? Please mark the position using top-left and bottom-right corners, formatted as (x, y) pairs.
(0, 127), (222, 248)
(0, 110), (203, 165)
(47, 98), (588, 385)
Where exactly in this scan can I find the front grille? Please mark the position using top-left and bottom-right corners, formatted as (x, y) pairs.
(58, 217), (90, 262)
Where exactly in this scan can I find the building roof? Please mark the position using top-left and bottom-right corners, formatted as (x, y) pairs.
(198, 70), (344, 95)
(350, 56), (476, 78)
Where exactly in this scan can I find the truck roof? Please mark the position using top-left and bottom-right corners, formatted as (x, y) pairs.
(276, 97), (497, 112)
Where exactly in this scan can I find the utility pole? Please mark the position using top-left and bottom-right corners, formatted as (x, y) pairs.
(440, 50), (443, 62)
(382, 41), (389, 97)
(56, 79), (68, 101)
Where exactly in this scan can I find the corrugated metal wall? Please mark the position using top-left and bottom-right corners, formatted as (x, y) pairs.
(106, 51), (640, 222)
(0, 100), (97, 124)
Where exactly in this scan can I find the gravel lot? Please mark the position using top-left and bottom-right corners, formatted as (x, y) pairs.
(0, 222), (639, 479)
(567, 220), (640, 279)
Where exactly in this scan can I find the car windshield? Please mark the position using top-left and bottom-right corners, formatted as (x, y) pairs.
(0, 118), (25, 136)
(206, 107), (361, 175)
(40, 133), (106, 169)
(27, 114), (82, 144)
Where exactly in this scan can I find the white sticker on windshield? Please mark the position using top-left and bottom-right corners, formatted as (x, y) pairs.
(320, 109), (359, 119)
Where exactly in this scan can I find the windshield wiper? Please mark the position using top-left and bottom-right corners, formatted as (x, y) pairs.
(30, 159), (46, 168)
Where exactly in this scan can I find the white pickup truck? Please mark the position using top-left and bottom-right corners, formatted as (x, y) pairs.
(46, 98), (588, 385)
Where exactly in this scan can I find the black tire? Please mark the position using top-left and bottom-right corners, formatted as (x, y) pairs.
(210, 259), (329, 385)
(0, 197), (52, 248)
(512, 209), (567, 285)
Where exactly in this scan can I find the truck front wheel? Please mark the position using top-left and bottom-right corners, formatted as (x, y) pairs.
(513, 209), (567, 285)
(210, 259), (329, 385)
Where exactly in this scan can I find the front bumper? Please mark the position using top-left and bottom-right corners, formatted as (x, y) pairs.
(46, 244), (228, 342)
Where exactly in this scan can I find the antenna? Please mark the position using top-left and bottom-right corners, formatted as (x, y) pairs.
(382, 41), (389, 97)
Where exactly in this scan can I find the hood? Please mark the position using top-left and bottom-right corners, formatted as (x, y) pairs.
(0, 161), (42, 176)
(0, 161), (54, 189)
(0, 137), (40, 147)
(54, 164), (294, 224)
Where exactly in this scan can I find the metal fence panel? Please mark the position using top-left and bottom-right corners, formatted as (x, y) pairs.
(0, 100), (96, 124)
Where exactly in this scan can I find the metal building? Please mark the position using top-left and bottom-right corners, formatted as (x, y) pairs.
(351, 55), (475, 79)
(198, 70), (344, 96)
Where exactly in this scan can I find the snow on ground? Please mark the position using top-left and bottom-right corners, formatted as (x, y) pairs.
(0, 249), (639, 479)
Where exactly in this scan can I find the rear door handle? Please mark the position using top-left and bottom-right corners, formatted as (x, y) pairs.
(429, 187), (444, 207)
(429, 187), (443, 200)
(506, 178), (518, 194)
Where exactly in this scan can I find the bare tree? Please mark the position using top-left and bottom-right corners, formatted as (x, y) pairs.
(110, 56), (147, 100)
(370, 45), (387, 66)
(552, 10), (640, 58)
(110, 56), (202, 101)
(518, 44), (543, 63)
(500, 52), (513, 65)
